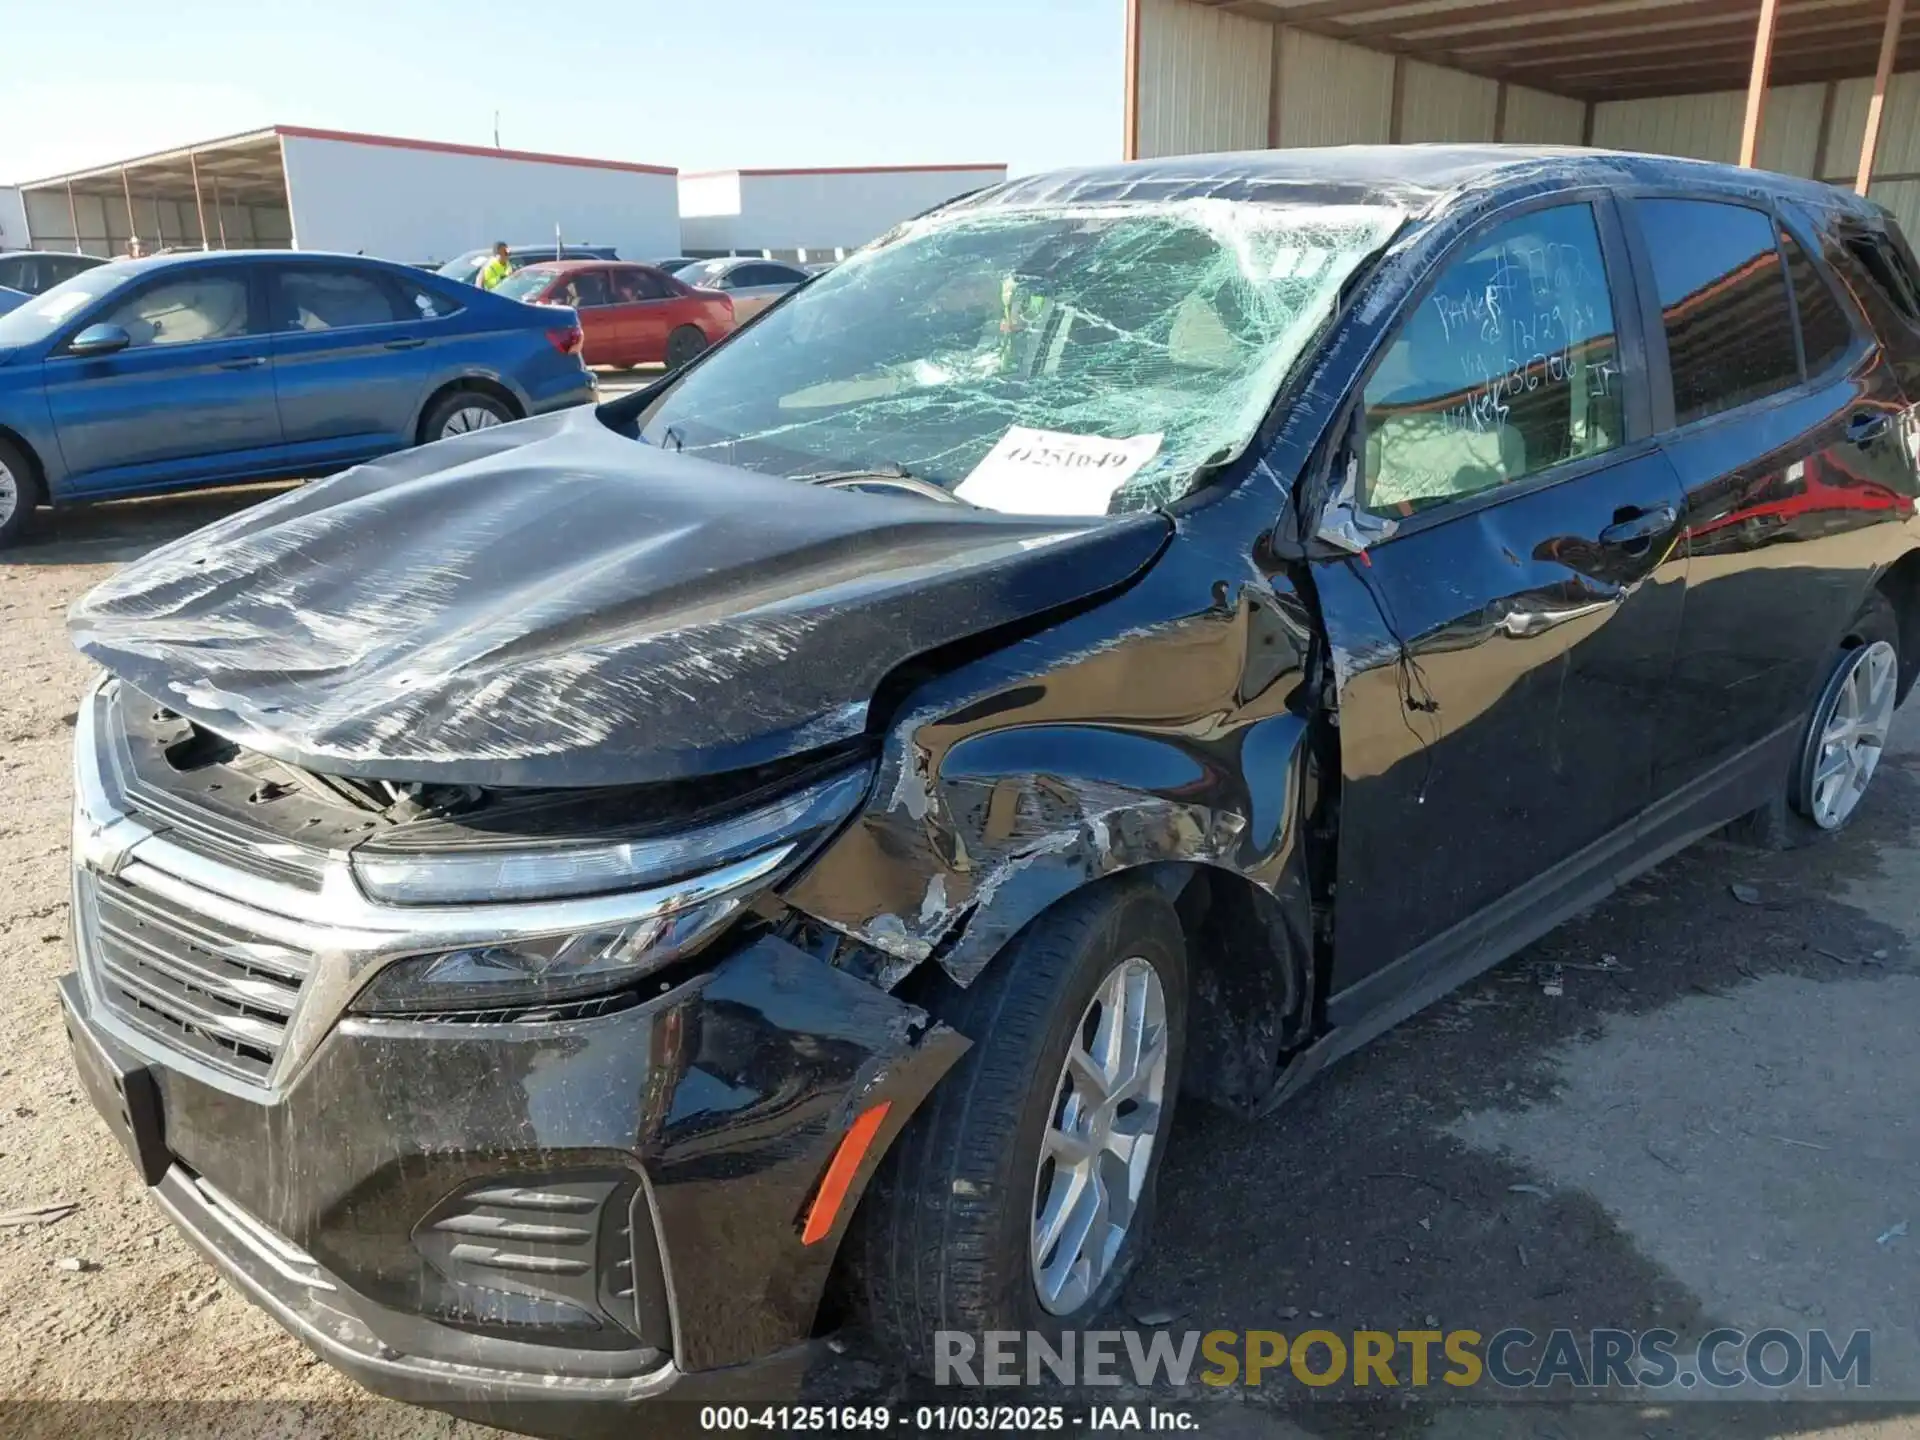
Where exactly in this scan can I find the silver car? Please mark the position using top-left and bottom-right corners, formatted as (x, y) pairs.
(676, 257), (810, 321)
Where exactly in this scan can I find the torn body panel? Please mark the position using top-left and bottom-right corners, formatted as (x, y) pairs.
(780, 480), (1327, 1104)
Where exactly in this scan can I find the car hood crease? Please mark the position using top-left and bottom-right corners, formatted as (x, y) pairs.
(69, 407), (1171, 787)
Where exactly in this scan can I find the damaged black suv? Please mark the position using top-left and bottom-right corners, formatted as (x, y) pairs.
(59, 146), (1920, 1433)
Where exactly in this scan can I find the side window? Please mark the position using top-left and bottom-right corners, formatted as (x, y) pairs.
(276, 268), (403, 331)
(611, 268), (667, 302)
(1845, 233), (1920, 321)
(98, 273), (252, 348)
(398, 278), (460, 319)
(562, 271), (613, 307)
(1781, 230), (1855, 378)
(1363, 203), (1626, 514)
(1638, 199), (1799, 426)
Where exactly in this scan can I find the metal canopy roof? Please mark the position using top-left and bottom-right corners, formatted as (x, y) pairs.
(1212, 0), (1916, 101)
(17, 128), (288, 206)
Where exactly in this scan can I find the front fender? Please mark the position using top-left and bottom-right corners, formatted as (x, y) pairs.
(781, 562), (1321, 990)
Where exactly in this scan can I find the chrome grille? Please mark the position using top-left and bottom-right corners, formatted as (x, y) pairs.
(82, 870), (312, 1084)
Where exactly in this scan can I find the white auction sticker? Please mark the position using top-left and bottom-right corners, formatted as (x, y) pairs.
(954, 426), (1164, 514)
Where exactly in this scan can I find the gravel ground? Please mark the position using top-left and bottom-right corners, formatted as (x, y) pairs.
(5, 473), (1920, 1440)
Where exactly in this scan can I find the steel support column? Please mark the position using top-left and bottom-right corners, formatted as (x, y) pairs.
(1858, 0), (1907, 195)
(1739, 0), (1783, 168)
(190, 150), (210, 250)
(120, 166), (136, 254)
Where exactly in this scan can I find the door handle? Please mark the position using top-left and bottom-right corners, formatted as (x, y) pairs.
(383, 337), (426, 350)
(1847, 410), (1891, 447)
(1598, 503), (1677, 549)
(218, 355), (265, 370)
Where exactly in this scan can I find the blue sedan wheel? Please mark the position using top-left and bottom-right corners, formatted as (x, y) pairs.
(0, 437), (42, 546)
(424, 390), (515, 444)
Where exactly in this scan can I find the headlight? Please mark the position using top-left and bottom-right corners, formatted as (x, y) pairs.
(349, 764), (872, 1016)
(353, 883), (756, 1016)
(350, 766), (872, 905)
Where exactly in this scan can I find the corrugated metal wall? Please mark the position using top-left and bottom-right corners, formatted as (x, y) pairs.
(1591, 83), (1826, 175)
(1136, 0), (1271, 159)
(1134, 0), (1537, 156)
(1502, 85), (1586, 146)
(1134, 0), (1920, 241)
(1400, 60), (1499, 144)
(1272, 28), (1393, 147)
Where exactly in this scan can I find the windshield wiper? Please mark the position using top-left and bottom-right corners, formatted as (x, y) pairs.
(792, 462), (918, 484)
(792, 464), (978, 508)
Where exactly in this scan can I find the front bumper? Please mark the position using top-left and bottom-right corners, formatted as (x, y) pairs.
(59, 931), (965, 1435)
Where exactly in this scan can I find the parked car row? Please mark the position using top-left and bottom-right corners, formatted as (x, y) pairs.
(0, 250), (595, 544)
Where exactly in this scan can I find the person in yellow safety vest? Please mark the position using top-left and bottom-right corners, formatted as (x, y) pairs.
(477, 242), (513, 290)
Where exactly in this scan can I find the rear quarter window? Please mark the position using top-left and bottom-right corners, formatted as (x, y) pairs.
(1637, 198), (1800, 427)
(1780, 229), (1856, 377)
(1846, 231), (1920, 321)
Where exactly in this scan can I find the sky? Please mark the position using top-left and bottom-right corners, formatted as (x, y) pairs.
(1, 0), (1125, 184)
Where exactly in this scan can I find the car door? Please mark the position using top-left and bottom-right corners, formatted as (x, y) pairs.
(724, 263), (800, 321)
(41, 265), (282, 495)
(1308, 196), (1690, 1000)
(267, 261), (445, 465)
(608, 266), (676, 363)
(555, 268), (617, 365)
(1621, 196), (1919, 798)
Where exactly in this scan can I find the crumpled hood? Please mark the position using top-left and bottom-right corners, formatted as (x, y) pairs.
(71, 407), (1170, 787)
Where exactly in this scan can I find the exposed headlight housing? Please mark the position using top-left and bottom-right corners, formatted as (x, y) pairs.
(349, 765), (872, 1016)
(353, 855), (772, 1015)
(349, 766), (872, 905)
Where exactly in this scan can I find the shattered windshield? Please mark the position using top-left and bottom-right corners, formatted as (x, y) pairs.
(635, 200), (1402, 515)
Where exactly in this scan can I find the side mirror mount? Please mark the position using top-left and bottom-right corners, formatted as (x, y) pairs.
(68, 323), (131, 357)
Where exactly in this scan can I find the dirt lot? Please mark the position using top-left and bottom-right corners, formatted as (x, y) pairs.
(7, 466), (1920, 1439)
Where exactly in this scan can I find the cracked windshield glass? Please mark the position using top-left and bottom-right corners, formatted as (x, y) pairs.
(636, 201), (1403, 515)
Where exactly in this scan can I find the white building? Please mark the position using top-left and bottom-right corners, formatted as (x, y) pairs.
(0, 187), (27, 252)
(10, 125), (680, 266)
(677, 164), (1009, 261)
(1126, 0), (1920, 237)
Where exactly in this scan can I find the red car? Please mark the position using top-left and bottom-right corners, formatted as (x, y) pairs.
(494, 260), (734, 369)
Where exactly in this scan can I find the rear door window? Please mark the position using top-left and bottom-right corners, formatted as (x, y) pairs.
(558, 271), (613, 308)
(275, 268), (404, 331)
(1781, 230), (1855, 378)
(1363, 202), (1627, 513)
(1846, 232), (1920, 321)
(1637, 198), (1800, 426)
(611, 268), (668, 302)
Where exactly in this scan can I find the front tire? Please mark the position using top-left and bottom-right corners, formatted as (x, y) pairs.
(0, 435), (45, 548)
(1730, 592), (1900, 848)
(848, 881), (1186, 1374)
(420, 389), (514, 445)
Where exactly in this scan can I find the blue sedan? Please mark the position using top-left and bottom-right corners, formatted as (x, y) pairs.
(0, 251), (596, 545)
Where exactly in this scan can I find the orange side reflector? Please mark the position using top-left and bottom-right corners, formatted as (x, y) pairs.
(800, 1101), (892, 1245)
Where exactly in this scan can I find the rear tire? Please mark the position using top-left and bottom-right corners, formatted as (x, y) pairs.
(847, 881), (1187, 1376)
(665, 326), (707, 370)
(419, 389), (515, 445)
(1728, 592), (1900, 849)
(0, 435), (45, 548)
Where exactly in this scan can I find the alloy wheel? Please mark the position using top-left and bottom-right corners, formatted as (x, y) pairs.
(1029, 955), (1169, 1316)
(1803, 639), (1898, 830)
(441, 406), (503, 438)
(0, 459), (16, 529)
